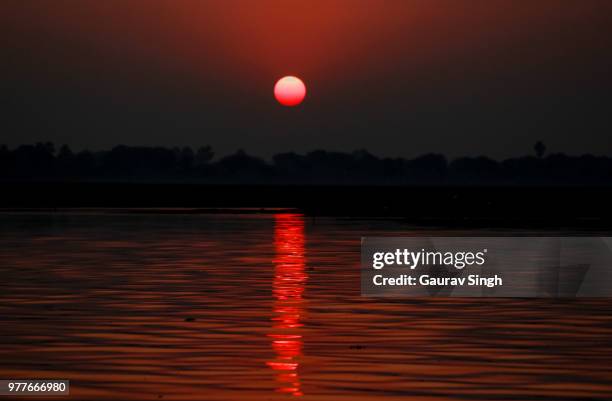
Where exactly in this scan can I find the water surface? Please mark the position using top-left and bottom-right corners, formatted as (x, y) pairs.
(1, 212), (611, 400)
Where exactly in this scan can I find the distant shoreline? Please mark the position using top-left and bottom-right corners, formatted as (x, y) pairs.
(1, 183), (611, 229)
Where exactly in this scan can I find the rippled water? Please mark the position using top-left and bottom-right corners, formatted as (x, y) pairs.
(1, 212), (611, 400)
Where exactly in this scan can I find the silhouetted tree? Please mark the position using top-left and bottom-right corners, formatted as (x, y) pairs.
(179, 147), (195, 171)
(405, 153), (448, 182)
(0, 142), (610, 185)
(75, 150), (96, 177)
(273, 152), (308, 177)
(501, 156), (543, 182)
(534, 141), (546, 158)
(56, 145), (75, 177)
(217, 149), (269, 177)
(58, 144), (73, 159)
(102, 146), (175, 177)
(0, 145), (9, 177)
(304, 150), (356, 181)
(450, 156), (501, 182)
(12, 142), (56, 178)
(195, 146), (214, 166)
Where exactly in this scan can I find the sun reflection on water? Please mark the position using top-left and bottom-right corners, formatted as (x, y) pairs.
(267, 214), (307, 397)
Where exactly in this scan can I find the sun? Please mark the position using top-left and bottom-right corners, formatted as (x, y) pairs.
(274, 76), (306, 106)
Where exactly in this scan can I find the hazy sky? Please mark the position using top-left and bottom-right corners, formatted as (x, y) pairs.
(2, 0), (612, 159)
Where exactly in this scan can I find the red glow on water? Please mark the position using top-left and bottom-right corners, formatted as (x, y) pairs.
(266, 214), (307, 396)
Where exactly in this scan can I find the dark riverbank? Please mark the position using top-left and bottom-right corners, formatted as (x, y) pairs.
(2, 182), (612, 228)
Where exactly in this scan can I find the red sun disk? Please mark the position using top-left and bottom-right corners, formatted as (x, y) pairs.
(274, 76), (306, 106)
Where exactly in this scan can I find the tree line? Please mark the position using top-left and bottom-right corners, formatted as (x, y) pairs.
(0, 142), (610, 185)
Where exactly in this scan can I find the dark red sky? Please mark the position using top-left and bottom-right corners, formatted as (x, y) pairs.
(2, 0), (612, 158)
